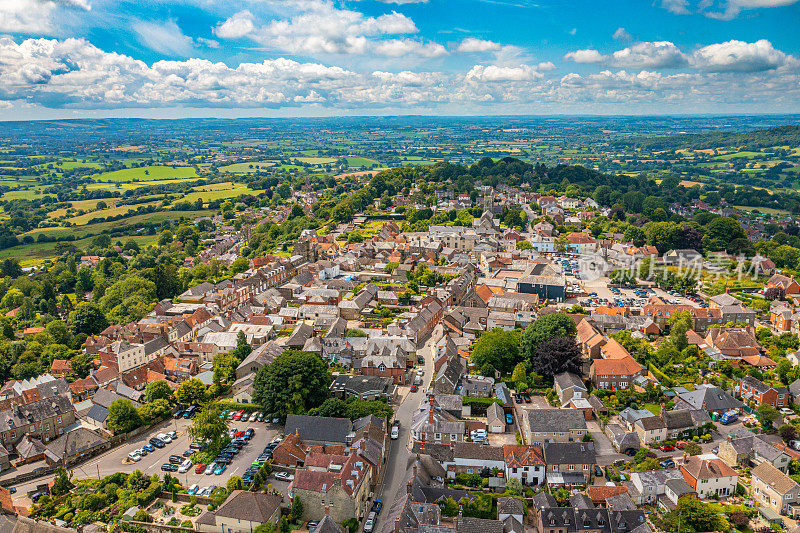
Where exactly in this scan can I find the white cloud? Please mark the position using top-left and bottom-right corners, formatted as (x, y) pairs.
(456, 38), (502, 53)
(197, 37), (220, 49)
(214, 1), (442, 58)
(608, 41), (688, 69)
(658, 0), (798, 18)
(214, 10), (255, 39)
(660, 0), (690, 14)
(691, 39), (798, 72)
(564, 49), (606, 63)
(374, 39), (447, 57)
(565, 42), (688, 69)
(2, 36), (799, 114)
(375, 0), (429, 3)
(465, 64), (544, 82)
(0, 0), (90, 35)
(133, 19), (195, 57)
(613, 27), (632, 42)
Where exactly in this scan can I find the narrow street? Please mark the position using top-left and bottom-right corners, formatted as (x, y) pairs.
(373, 325), (439, 530)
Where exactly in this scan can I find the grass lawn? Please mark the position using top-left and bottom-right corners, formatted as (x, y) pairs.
(94, 165), (197, 182)
(2, 188), (46, 200)
(643, 403), (661, 416)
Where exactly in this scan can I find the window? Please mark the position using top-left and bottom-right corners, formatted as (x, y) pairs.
(568, 465), (574, 471)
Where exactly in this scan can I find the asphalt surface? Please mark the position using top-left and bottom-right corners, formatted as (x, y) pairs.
(372, 325), (439, 532)
(9, 415), (285, 498)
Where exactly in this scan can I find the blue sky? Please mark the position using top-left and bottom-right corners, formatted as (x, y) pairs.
(1, 0), (799, 119)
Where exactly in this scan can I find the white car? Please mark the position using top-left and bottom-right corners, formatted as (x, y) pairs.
(206, 462), (217, 475)
(128, 452), (142, 462)
(390, 426), (399, 440)
(166, 430), (177, 440)
(157, 433), (172, 443)
(178, 459), (192, 473)
(781, 408), (794, 416)
(416, 368), (424, 376)
(274, 472), (294, 481)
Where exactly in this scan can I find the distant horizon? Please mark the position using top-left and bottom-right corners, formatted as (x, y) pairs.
(3, 112), (800, 124)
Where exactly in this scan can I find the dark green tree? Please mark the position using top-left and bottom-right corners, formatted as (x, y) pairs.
(251, 351), (331, 418)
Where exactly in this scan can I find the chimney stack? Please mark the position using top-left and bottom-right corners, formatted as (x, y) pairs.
(394, 517), (400, 533)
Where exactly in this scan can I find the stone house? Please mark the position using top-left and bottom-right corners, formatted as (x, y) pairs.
(196, 491), (283, 533)
(751, 462), (800, 515)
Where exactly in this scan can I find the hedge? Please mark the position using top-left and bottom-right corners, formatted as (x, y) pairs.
(217, 400), (261, 412)
(461, 397), (503, 407)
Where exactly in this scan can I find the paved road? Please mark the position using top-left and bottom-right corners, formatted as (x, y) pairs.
(373, 325), (439, 532)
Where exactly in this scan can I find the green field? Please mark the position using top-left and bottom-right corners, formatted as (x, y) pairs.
(0, 234), (159, 266)
(714, 151), (764, 160)
(94, 165), (197, 182)
(345, 157), (379, 168)
(733, 205), (791, 215)
(178, 183), (256, 204)
(295, 156), (337, 164)
(66, 201), (161, 225)
(218, 161), (276, 173)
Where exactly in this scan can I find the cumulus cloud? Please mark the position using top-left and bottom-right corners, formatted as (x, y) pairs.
(465, 64), (544, 82)
(1, 36), (799, 114)
(565, 42), (688, 69)
(613, 27), (632, 42)
(214, 10), (255, 39)
(564, 49), (605, 63)
(213, 1), (442, 58)
(456, 38), (502, 53)
(133, 19), (195, 57)
(660, 0), (691, 14)
(0, 0), (90, 34)
(691, 39), (798, 72)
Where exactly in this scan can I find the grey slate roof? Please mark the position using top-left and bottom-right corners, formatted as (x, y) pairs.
(284, 414), (352, 444)
(677, 384), (743, 412)
(543, 441), (596, 465)
(527, 408), (587, 433)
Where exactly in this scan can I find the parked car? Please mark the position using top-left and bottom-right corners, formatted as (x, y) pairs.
(391, 426), (399, 440)
(306, 522), (319, 533)
(594, 465), (603, 477)
(195, 463), (208, 474)
(659, 444), (675, 452)
(136, 447), (148, 457)
(274, 472), (294, 481)
(157, 433), (172, 444)
(190, 442), (205, 450)
(205, 462), (217, 475)
(410, 384), (418, 392)
(660, 459), (675, 468)
(161, 463), (178, 472)
(245, 428), (255, 439)
(178, 459), (193, 473)
(213, 463), (227, 475)
(183, 449), (196, 457)
(143, 443), (155, 453)
(675, 441), (687, 449)
(149, 437), (165, 448)
(505, 414), (514, 425)
(173, 410), (184, 419)
(257, 412), (265, 422)
(372, 500), (383, 514)
(188, 484), (199, 495)
(128, 452), (142, 462)
(169, 454), (183, 464)
(166, 431), (177, 440)
(781, 408), (794, 416)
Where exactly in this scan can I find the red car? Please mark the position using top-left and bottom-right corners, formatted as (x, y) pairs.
(235, 430), (245, 439)
(195, 463), (207, 474)
(233, 410), (244, 420)
(675, 441), (687, 449)
(410, 384), (418, 392)
(659, 444), (675, 452)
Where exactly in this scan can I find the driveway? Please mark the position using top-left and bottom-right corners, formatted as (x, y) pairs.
(587, 421), (625, 466)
